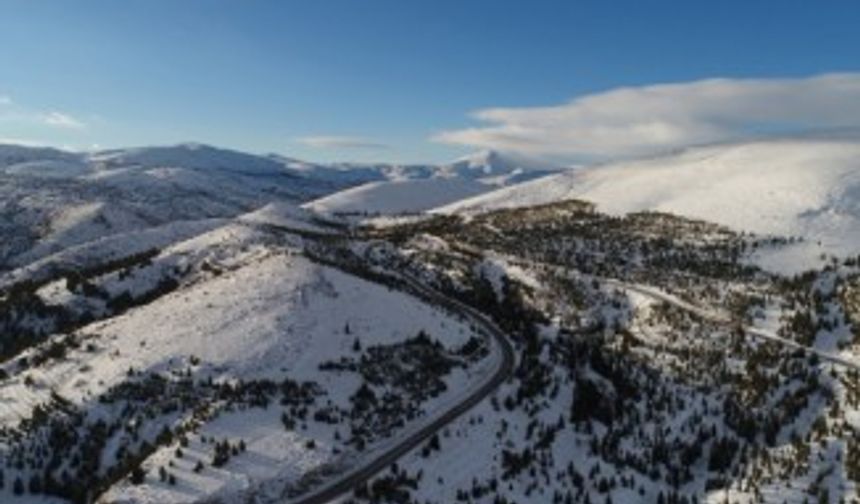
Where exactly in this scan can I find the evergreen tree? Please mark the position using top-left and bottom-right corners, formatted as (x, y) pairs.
(28, 474), (42, 494)
(130, 466), (146, 485)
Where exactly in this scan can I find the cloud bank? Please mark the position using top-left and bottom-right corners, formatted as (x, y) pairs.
(295, 135), (388, 150)
(0, 96), (87, 131)
(435, 73), (860, 161)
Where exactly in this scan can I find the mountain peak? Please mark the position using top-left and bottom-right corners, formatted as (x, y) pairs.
(453, 149), (506, 167)
(446, 149), (562, 177)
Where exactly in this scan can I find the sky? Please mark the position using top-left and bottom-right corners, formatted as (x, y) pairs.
(0, 0), (859, 164)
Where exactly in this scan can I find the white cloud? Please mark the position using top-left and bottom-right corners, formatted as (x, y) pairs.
(0, 95), (11, 106)
(43, 111), (86, 130)
(434, 73), (860, 161)
(295, 135), (388, 149)
(0, 137), (49, 147)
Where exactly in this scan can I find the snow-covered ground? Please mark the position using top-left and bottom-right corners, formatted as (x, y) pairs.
(0, 216), (490, 503)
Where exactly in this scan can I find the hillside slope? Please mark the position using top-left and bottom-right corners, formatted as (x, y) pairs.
(439, 139), (860, 268)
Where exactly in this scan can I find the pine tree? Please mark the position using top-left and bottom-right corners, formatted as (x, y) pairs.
(28, 474), (42, 494)
(130, 466), (146, 485)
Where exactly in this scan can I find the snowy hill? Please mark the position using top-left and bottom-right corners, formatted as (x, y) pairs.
(0, 143), (347, 274)
(304, 178), (490, 216)
(90, 143), (290, 175)
(0, 144), (84, 169)
(304, 150), (562, 216)
(0, 212), (490, 504)
(439, 138), (860, 269)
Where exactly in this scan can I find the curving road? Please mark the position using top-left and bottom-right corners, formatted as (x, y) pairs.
(290, 230), (857, 504)
(289, 273), (515, 504)
(499, 252), (860, 372)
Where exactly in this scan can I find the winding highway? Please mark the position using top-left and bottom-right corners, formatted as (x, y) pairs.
(289, 272), (516, 504)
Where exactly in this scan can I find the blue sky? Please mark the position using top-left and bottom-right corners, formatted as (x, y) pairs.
(1, 1), (859, 163)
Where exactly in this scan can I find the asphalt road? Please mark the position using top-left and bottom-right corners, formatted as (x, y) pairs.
(289, 274), (515, 504)
(506, 253), (860, 372)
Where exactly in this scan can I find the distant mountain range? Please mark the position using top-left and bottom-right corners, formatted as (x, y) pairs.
(4, 136), (860, 276)
(303, 149), (563, 216)
(0, 142), (562, 273)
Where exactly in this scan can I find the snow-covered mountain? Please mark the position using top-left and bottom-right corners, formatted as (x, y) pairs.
(439, 138), (860, 270)
(304, 150), (562, 216)
(438, 149), (562, 182)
